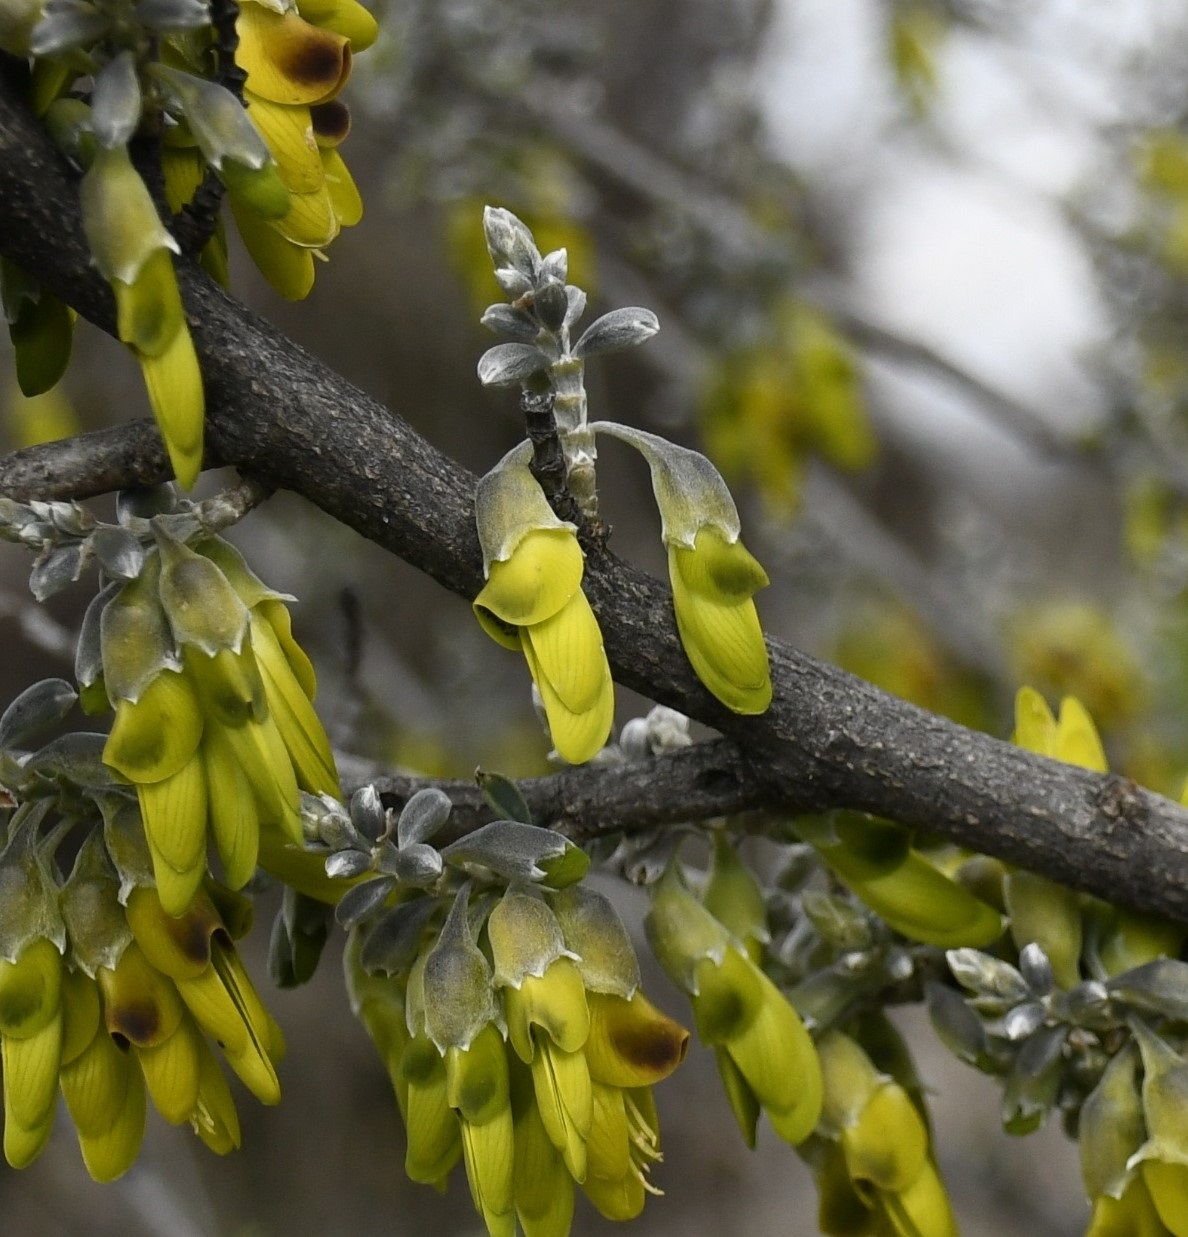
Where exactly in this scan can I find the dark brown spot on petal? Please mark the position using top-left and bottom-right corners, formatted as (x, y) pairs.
(278, 34), (349, 97)
(164, 908), (215, 969)
(612, 1019), (689, 1074)
(311, 100), (351, 143)
(107, 1001), (160, 1047)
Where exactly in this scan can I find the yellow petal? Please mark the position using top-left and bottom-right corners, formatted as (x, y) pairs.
(139, 317), (204, 490)
(0, 938), (62, 1039)
(529, 1041), (591, 1181)
(296, 0), (378, 49)
(64, 1038), (147, 1183)
(322, 147), (362, 226)
(880, 1157), (959, 1237)
(112, 249), (183, 358)
(273, 182), (340, 248)
(190, 1035), (242, 1154)
(3, 1013), (61, 1132)
(256, 599), (318, 699)
(98, 941), (186, 1049)
(522, 630), (614, 766)
(523, 590), (609, 715)
(1056, 695), (1109, 773)
(1012, 685), (1057, 758)
(512, 1079), (575, 1237)
(103, 671), (203, 784)
(402, 1035), (462, 1185)
(60, 968), (102, 1067)
(244, 94), (324, 193)
(672, 527), (770, 600)
(583, 991), (689, 1090)
(236, 4), (351, 106)
(669, 563), (771, 714)
(1144, 1159), (1188, 1237)
(137, 1015), (202, 1124)
(138, 752), (208, 892)
(202, 727), (260, 890)
(475, 530), (585, 628)
(230, 193), (318, 300)
(841, 1082), (929, 1194)
(125, 885), (219, 982)
(250, 611), (339, 795)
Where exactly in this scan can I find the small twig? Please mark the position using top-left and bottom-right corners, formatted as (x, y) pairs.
(522, 388), (582, 526)
(192, 474), (273, 531)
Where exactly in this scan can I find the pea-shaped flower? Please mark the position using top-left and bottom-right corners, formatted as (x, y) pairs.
(79, 143), (203, 488)
(592, 422), (772, 714)
(645, 861), (821, 1147)
(473, 444), (614, 764)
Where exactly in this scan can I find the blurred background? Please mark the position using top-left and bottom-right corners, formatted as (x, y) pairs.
(6, 0), (1188, 1231)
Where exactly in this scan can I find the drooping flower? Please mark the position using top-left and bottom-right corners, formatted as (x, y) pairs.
(591, 421), (772, 714)
(645, 859), (821, 1148)
(473, 444), (614, 764)
(79, 142), (203, 488)
(229, 0), (375, 299)
(94, 524), (339, 913)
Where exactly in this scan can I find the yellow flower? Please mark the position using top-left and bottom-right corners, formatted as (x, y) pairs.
(474, 526), (613, 764)
(231, 0), (373, 298)
(99, 531), (339, 913)
(646, 861), (821, 1148)
(79, 144), (203, 488)
(669, 524), (772, 714)
(816, 1030), (958, 1237)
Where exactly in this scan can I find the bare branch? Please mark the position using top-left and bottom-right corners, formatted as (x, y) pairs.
(5, 71), (1188, 923)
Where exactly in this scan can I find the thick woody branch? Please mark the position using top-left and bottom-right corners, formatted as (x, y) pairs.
(4, 73), (1188, 921)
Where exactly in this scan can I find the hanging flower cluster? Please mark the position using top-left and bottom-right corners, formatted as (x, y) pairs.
(0, 0), (376, 486)
(473, 208), (772, 765)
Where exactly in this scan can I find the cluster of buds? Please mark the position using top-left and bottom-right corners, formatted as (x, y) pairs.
(73, 486), (340, 913)
(0, 0), (375, 486)
(330, 787), (689, 1237)
(645, 838), (823, 1149)
(0, 685), (283, 1180)
(474, 208), (772, 764)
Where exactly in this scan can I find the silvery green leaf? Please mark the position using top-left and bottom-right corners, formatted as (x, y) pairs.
(397, 787), (452, 848)
(483, 206), (541, 278)
(476, 770), (531, 825)
(349, 784), (387, 843)
(59, 831), (131, 976)
(573, 307), (659, 359)
(1060, 979), (1110, 1023)
(381, 842), (442, 886)
(90, 526), (145, 580)
(29, 0), (108, 55)
(534, 278), (568, 333)
(334, 875), (396, 929)
(563, 285), (586, 330)
(1108, 959), (1188, 1022)
(494, 267), (533, 299)
(925, 979), (989, 1067)
(440, 819), (573, 883)
(23, 731), (111, 787)
(91, 51), (142, 149)
(116, 483), (178, 524)
(30, 543), (85, 601)
(477, 342), (552, 387)
(947, 948), (1029, 1005)
(1002, 1024), (1066, 1135)
(149, 65), (270, 171)
(47, 501), (91, 536)
(539, 248), (568, 283)
(18, 521), (54, 547)
(325, 849), (372, 880)
(1019, 941), (1054, 996)
(0, 803), (67, 960)
(134, 0), (208, 31)
(0, 678), (77, 750)
(360, 895), (438, 976)
(480, 303), (540, 342)
(304, 792), (358, 850)
(1002, 1000), (1046, 1041)
(421, 885), (499, 1050)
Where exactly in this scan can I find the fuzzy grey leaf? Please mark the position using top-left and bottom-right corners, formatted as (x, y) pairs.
(480, 304), (540, 342)
(90, 526), (145, 580)
(477, 343), (551, 388)
(397, 787), (452, 848)
(334, 876), (396, 929)
(91, 51), (142, 149)
(572, 307), (659, 358)
(0, 678), (78, 750)
(29, 543), (85, 601)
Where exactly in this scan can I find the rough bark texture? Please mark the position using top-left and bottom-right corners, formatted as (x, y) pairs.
(5, 69), (1188, 920)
